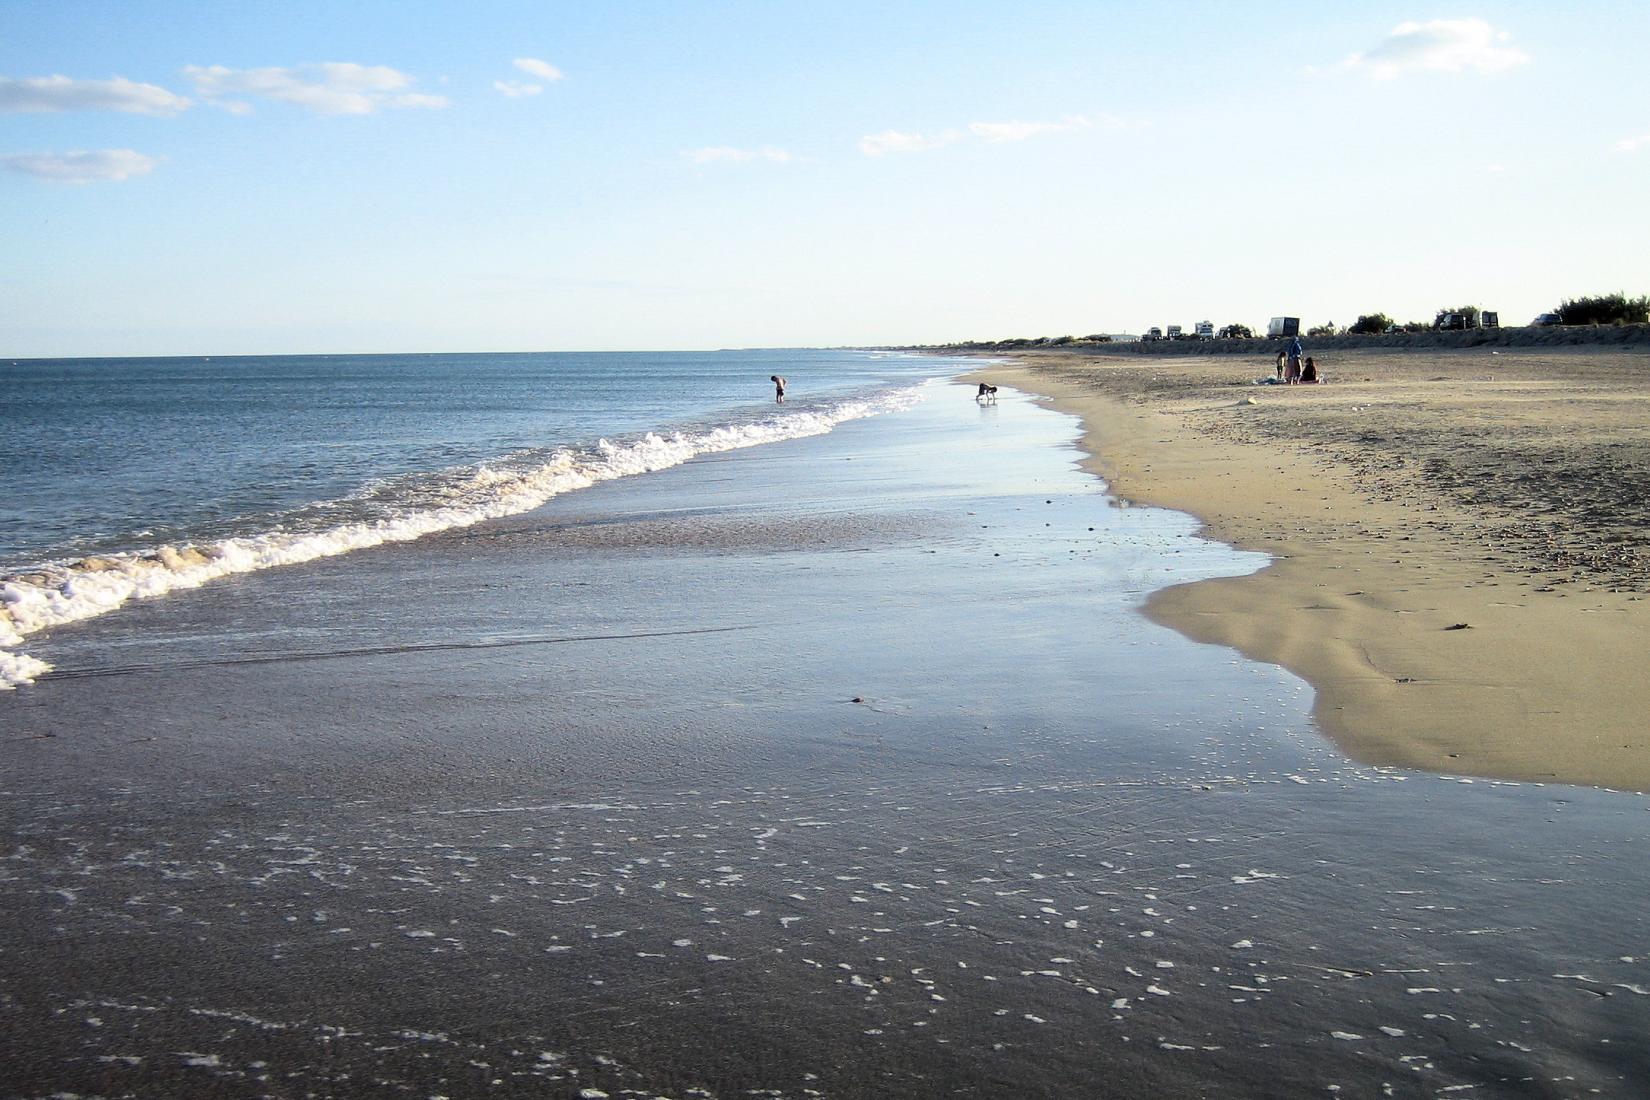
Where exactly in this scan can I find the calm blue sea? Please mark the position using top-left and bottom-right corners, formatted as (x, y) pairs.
(0, 349), (962, 685)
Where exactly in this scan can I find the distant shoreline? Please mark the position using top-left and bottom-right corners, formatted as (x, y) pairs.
(922, 322), (1650, 357)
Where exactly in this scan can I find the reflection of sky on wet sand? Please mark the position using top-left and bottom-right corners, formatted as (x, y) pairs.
(3, 384), (1646, 1097)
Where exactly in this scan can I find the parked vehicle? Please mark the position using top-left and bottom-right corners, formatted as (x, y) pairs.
(1435, 308), (1495, 331)
(1166, 324), (1184, 340)
(1531, 312), (1563, 326)
(1267, 316), (1300, 338)
(1144, 326), (1163, 341)
(1194, 321), (1214, 339)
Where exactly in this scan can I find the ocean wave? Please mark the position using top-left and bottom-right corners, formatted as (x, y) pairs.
(0, 386), (927, 689)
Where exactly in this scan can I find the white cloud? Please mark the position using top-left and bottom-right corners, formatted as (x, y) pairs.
(493, 80), (543, 98)
(1345, 19), (1529, 79)
(685, 146), (794, 164)
(0, 74), (189, 116)
(858, 129), (962, 156)
(514, 58), (564, 82)
(183, 62), (448, 114)
(968, 115), (1095, 143)
(1615, 133), (1650, 153)
(493, 58), (563, 98)
(1, 149), (159, 183)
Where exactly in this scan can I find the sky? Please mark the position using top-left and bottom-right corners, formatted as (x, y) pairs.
(3, 1), (1648, 356)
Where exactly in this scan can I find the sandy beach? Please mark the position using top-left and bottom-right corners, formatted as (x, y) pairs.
(973, 346), (1650, 792)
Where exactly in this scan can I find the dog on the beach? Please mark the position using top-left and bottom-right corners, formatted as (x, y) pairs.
(976, 383), (998, 404)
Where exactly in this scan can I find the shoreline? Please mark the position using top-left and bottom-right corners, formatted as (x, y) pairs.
(972, 347), (1650, 793)
(6, 381), (1650, 1096)
(925, 320), (1650, 358)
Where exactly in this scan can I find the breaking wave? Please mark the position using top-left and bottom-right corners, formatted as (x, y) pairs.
(0, 386), (927, 688)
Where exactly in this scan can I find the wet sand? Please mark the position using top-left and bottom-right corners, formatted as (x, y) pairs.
(3, 385), (1649, 1098)
(973, 348), (1650, 793)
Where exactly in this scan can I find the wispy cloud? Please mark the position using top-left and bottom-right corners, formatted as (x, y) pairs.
(183, 63), (448, 114)
(969, 115), (1097, 143)
(0, 74), (189, 116)
(1345, 18), (1529, 79)
(1, 149), (159, 183)
(1615, 133), (1650, 153)
(493, 58), (564, 98)
(514, 58), (564, 82)
(685, 146), (794, 164)
(858, 129), (963, 156)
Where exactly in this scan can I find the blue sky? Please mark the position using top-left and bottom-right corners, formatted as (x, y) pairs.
(3, 1), (1647, 355)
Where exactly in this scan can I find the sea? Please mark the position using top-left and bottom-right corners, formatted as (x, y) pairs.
(0, 349), (949, 688)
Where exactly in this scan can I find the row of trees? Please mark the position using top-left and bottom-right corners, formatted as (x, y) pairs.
(1557, 292), (1650, 325)
(1328, 294), (1647, 338)
(1343, 309), (1475, 335)
(1164, 294), (1641, 342)
(948, 295), (1644, 349)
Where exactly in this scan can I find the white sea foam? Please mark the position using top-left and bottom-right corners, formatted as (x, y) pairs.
(0, 387), (926, 687)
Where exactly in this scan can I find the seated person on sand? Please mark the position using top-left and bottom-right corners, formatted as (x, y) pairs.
(1300, 356), (1319, 383)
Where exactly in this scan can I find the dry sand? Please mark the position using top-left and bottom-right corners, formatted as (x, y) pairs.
(974, 346), (1650, 793)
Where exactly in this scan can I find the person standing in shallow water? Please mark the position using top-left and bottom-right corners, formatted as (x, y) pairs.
(771, 375), (786, 402)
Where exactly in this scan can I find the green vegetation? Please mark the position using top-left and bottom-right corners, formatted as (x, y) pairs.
(938, 294), (1649, 352)
(1348, 313), (1393, 335)
(1436, 305), (1481, 328)
(1556, 292), (1650, 326)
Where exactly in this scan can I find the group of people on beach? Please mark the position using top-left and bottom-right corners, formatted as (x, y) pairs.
(1275, 337), (1320, 384)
